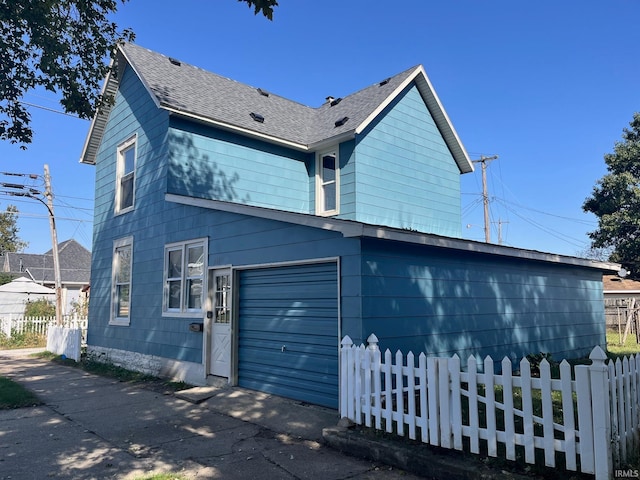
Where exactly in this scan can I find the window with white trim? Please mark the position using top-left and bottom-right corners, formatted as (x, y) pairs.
(111, 237), (133, 326)
(163, 239), (207, 315)
(316, 149), (339, 215)
(115, 135), (136, 214)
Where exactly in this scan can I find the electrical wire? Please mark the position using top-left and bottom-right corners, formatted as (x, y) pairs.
(18, 100), (81, 119)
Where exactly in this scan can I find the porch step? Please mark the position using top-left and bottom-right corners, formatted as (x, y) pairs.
(176, 379), (228, 404)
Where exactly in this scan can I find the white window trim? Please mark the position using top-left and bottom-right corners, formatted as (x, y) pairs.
(315, 148), (340, 216)
(115, 133), (137, 215)
(110, 236), (133, 326)
(163, 237), (208, 317)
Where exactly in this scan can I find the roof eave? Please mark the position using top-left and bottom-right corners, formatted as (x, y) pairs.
(308, 130), (356, 151)
(166, 193), (619, 273)
(165, 108), (309, 152)
(80, 44), (166, 165)
(354, 66), (474, 174)
(79, 61), (119, 165)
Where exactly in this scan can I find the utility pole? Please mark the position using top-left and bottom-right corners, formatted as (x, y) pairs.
(0, 168), (62, 324)
(471, 155), (498, 243)
(494, 218), (509, 245)
(44, 165), (63, 326)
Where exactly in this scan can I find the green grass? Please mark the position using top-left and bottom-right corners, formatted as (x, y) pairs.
(0, 376), (41, 409)
(606, 330), (640, 358)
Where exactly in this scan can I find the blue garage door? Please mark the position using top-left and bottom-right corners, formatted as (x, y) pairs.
(238, 262), (339, 409)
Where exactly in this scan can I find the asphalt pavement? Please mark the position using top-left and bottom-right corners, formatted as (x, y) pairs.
(0, 348), (423, 480)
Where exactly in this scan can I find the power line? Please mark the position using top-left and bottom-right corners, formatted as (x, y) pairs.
(18, 100), (81, 119)
(494, 199), (590, 249)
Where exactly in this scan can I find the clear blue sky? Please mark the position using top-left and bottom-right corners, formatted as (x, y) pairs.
(1, 0), (638, 256)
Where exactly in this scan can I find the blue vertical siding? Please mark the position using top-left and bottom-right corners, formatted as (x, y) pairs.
(352, 84), (462, 237)
(167, 117), (312, 212)
(359, 238), (605, 362)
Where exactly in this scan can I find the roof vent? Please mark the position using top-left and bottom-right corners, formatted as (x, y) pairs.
(168, 57), (181, 67)
(257, 88), (270, 97)
(250, 112), (265, 123)
(330, 97), (342, 107)
(379, 77), (390, 86)
(334, 116), (349, 127)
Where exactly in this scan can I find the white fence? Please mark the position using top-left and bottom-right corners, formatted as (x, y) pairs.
(340, 334), (640, 480)
(0, 315), (88, 343)
(47, 325), (83, 362)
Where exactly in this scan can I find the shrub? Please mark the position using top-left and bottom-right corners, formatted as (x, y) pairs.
(24, 298), (55, 317)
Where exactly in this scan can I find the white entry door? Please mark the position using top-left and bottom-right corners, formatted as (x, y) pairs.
(209, 269), (231, 378)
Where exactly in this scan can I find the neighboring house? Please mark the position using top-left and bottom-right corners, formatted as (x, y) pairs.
(603, 274), (640, 334)
(0, 276), (56, 317)
(1, 239), (91, 316)
(80, 43), (618, 408)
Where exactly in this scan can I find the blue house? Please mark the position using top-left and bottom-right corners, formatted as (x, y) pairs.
(80, 43), (617, 409)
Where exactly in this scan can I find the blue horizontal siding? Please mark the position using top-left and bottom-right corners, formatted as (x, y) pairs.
(353, 84), (462, 236)
(359, 238), (605, 363)
(167, 117), (312, 212)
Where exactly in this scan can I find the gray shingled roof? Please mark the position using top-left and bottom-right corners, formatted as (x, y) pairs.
(81, 43), (472, 173)
(2, 240), (91, 285)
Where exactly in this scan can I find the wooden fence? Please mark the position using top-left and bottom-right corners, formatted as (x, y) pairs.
(340, 334), (640, 480)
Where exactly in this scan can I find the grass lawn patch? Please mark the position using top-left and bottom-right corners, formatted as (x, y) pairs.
(0, 376), (41, 409)
(606, 331), (640, 358)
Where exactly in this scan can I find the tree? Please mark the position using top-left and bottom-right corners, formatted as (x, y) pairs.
(239, 0), (278, 19)
(0, 0), (135, 147)
(1, 0), (277, 147)
(0, 205), (28, 253)
(583, 113), (640, 278)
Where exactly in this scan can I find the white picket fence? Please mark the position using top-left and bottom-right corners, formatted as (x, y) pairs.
(0, 315), (88, 343)
(340, 334), (640, 480)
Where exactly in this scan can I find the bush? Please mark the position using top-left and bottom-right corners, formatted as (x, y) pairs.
(0, 329), (46, 349)
(24, 298), (55, 317)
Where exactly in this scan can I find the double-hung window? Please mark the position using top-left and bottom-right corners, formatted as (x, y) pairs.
(116, 135), (136, 214)
(163, 239), (207, 315)
(316, 149), (339, 215)
(111, 237), (133, 326)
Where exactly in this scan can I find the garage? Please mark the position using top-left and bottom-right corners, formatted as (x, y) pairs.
(237, 261), (340, 408)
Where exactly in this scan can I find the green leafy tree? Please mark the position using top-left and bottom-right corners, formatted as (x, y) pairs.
(1, 1), (278, 148)
(0, 205), (28, 253)
(583, 113), (640, 278)
(24, 298), (56, 317)
(239, 0), (278, 19)
(0, 0), (135, 147)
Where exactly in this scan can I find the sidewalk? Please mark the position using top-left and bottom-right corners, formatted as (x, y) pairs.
(0, 349), (421, 480)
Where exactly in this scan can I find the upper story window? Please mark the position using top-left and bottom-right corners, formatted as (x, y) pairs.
(115, 135), (136, 214)
(316, 149), (339, 216)
(163, 238), (207, 316)
(111, 236), (133, 326)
